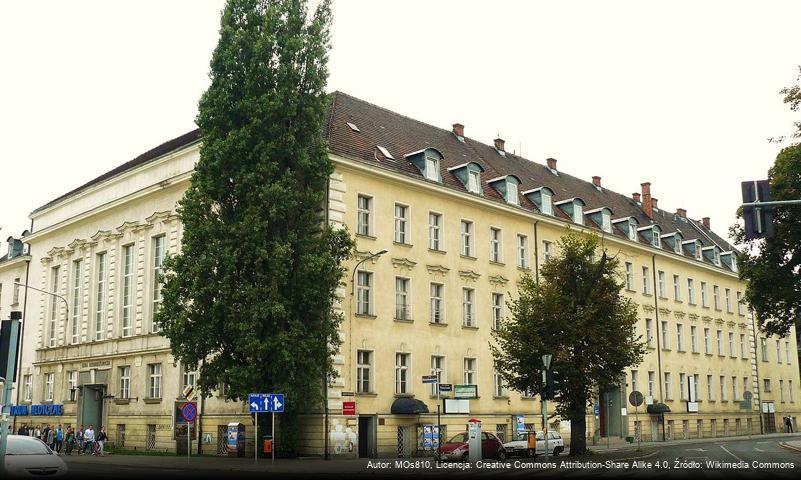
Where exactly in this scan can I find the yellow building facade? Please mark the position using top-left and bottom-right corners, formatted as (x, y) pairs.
(6, 92), (800, 459)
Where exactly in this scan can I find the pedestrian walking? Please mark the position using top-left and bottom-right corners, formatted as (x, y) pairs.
(786, 416), (794, 433)
(96, 427), (107, 456)
(83, 424), (96, 455)
(77, 425), (84, 454)
(33, 425), (41, 439)
(65, 427), (75, 455)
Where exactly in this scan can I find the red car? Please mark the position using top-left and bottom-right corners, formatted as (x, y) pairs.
(438, 432), (506, 461)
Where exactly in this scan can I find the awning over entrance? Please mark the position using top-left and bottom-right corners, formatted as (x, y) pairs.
(390, 397), (429, 415)
(646, 403), (671, 414)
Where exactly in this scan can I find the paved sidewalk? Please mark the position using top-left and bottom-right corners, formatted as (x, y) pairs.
(588, 432), (801, 453)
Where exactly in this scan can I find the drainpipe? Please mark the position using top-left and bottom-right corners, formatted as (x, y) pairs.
(532, 221), (540, 284)
(651, 254), (665, 441)
(323, 175), (331, 460)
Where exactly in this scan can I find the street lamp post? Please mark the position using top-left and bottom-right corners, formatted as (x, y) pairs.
(542, 354), (552, 461)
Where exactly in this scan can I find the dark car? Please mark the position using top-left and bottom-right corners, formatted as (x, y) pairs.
(438, 432), (506, 461)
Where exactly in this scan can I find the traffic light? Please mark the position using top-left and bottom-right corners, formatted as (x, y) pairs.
(741, 180), (774, 240)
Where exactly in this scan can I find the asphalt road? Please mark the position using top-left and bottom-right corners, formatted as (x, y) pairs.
(54, 435), (801, 480)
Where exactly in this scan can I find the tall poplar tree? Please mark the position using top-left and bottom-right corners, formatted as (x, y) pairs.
(156, 0), (353, 455)
(492, 232), (645, 456)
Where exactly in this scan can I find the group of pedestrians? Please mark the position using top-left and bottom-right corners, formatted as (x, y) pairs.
(16, 423), (108, 455)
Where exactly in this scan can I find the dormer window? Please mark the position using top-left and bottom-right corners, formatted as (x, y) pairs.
(682, 239), (703, 260)
(720, 252), (738, 272)
(405, 148), (443, 183)
(487, 175), (522, 206)
(523, 187), (554, 216)
(612, 216), (639, 241)
(661, 232), (685, 255)
(448, 161), (484, 195)
(586, 207), (613, 233)
(637, 225), (661, 248)
(701, 245), (721, 265)
(555, 198), (586, 225)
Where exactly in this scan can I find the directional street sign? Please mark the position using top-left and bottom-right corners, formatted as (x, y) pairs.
(422, 375), (438, 384)
(438, 383), (453, 392)
(248, 393), (285, 413)
(181, 402), (197, 422)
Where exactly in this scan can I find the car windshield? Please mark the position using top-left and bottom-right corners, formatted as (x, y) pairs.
(6, 437), (52, 455)
(447, 433), (468, 443)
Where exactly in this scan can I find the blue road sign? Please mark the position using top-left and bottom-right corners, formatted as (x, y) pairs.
(593, 403), (600, 416)
(249, 393), (285, 413)
(181, 402), (197, 422)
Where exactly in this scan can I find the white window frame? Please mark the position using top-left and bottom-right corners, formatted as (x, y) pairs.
(425, 156), (439, 181)
(431, 355), (445, 396)
(517, 234), (529, 268)
(645, 319), (654, 348)
(468, 170), (481, 194)
(464, 357), (476, 385)
(94, 252), (107, 341)
(67, 371), (78, 401)
(489, 227), (502, 263)
(428, 212), (442, 251)
(148, 363), (162, 399)
(657, 271), (666, 298)
(687, 278), (695, 305)
(542, 240), (552, 262)
(713, 285), (720, 310)
(121, 244), (135, 338)
(356, 350), (373, 394)
(704, 328), (710, 354)
(492, 293), (503, 331)
(700, 281), (708, 307)
(48, 266), (60, 347)
(462, 287), (475, 327)
(45, 373), (54, 401)
(676, 324), (684, 352)
(461, 220), (473, 257)
(395, 277), (411, 321)
(394, 203), (409, 244)
(690, 325), (698, 353)
(395, 353), (410, 394)
(641, 266), (650, 294)
(119, 366), (131, 399)
(356, 270), (373, 316)
(541, 191), (553, 215)
(673, 274), (680, 301)
(506, 181), (519, 205)
(152, 235), (166, 333)
(23, 374), (32, 402)
(430, 283), (444, 324)
(625, 262), (633, 290)
(70, 259), (82, 345)
(357, 194), (372, 236)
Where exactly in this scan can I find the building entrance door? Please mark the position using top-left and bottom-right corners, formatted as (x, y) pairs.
(358, 416), (375, 458)
(79, 385), (104, 430)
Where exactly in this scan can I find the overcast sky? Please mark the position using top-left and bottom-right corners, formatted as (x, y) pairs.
(1, 0), (799, 244)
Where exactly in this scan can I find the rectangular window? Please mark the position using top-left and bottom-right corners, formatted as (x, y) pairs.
(49, 266), (60, 347)
(494, 370), (507, 397)
(707, 374), (714, 400)
(736, 291), (744, 315)
(645, 319), (654, 348)
(704, 328), (711, 354)
(489, 227), (501, 262)
(45, 373), (54, 401)
(152, 235), (166, 333)
(716, 330), (723, 356)
(777, 339), (782, 363)
(356, 271), (372, 315)
(732, 376), (739, 400)
(664, 372), (672, 400)
(395, 353), (410, 394)
(542, 240), (552, 262)
(631, 370), (639, 393)
(680, 373), (687, 400)
(431, 355), (445, 396)
(425, 156), (439, 181)
(148, 363), (162, 398)
(641, 266), (650, 294)
(625, 262), (633, 290)
(790, 380), (795, 402)
(541, 191), (553, 215)
(700, 281), (708, 307)
(725, 288), (732, 313)
(119, 366), (131, 399)
(71, 260), (82, 345)
(428, 212), (441, 250)
(67, 371), (77, 401)
(461, 220), (473, 257)
(468, 170), (480, 194)
(394, 204), (409, 244)
(12, 278), (20, 305)
(687, 278), (695, 305)
(728, 332), (735, 358)
(95, 252), (107, 341)
(430, 283), (444, 324)
(786, 342), (792, 365)
(661, 321), (669, 349)
(183, 368), (198, 391)
(740, 334), (747, 359)
(713, 285), (720, 310)
(492, 293), (503, 330)
(122, 244), (135, 337)
(517, 234), (529, 268)
(462, 288), (475, 327)
(357, 195), (372, 236)
(658, 271), (666, 298)
(690, 326), (698, 353)
(356, 351), (372, 393)
(673, 274), (680, 301)
(761, 337), (768, 362)
(507, 182), (519, 205)
(676, 324), (684, 351)
(23, 374), (32, 402)
(719, 376), (726, 401)
(464, 358), (476, 385)
(693, 374), (700, 401)
(780, 380), (785, 402)
(648, 371), (655, 397)
(395, 277), (411, 321)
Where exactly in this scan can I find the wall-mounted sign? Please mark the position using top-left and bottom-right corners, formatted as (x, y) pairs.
(454, 384), (477, 399)
(342, 401), (356, 416)
(10, 404), (64, 416)
(443, 399), (470, 414)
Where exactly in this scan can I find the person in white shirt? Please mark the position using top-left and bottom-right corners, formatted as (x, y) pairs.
(83, 425), (96, 455)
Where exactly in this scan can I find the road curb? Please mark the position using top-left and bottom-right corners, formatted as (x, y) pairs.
(778, 442), (801, 454)
(616, 450), (659, 462)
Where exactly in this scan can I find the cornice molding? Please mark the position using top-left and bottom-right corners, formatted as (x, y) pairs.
(426, 264), (450, 276)
(391, 257), (417, 271)
(458, 270), (481, 282)
(488, 274), (509, 286)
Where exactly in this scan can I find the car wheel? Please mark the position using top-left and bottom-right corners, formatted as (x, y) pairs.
(527, 448), (535, 458)
(461, 452), (469, 461)
(552, 448), (560, 456)
(497, 449), (506, 460)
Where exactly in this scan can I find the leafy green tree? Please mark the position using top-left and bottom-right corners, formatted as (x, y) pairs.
(492, 231), (645, 455)
(732, 67), (801, 337)
(156, 0), (353, 455)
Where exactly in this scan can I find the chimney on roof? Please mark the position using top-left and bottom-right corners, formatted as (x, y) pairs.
(632, 192), (641, 203)
(494, 137), (505, 153)
(592, 176), (602, 188)
(641, 182), (653, 219)
(702, 217), (710, 229)
(676, 208), (687, 218)
(546, 158), (557, 171)
(452, 123), (464, 138)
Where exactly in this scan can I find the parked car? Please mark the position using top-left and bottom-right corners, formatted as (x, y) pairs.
(503, 431), (564, 457)
(3, 435), (68, 478)
(438, 432), (506, 461)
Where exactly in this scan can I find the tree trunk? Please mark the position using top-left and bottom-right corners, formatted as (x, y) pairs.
(569, 415), (587, 456)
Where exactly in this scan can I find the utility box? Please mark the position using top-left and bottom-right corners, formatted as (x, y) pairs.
(467, 418), (481, 462)
(227, 423), (245, 457)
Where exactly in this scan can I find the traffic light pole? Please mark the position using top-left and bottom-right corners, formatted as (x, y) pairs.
(541, 369), (549, 461)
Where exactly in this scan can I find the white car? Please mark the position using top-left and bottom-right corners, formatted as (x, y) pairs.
(3, 435), (68, 478)
(503, 431), (565, 457)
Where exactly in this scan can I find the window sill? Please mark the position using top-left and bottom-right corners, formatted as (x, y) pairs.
(394, 394), (415, 399)
(114, 399), (132, 405)
(625, 288), (636, 293)
(691, 351), (700, 355)
(394, 318), (413, 324)
(63, 400), (76, 405)
(428, 248), (446, 255)
(677, 349), (686, 353)
(659, 296), (669, 300)
(674, 299), (683, 304)
(642, 293), (653, 297)
(493, 396), (510, 400)
(429, 322), (448, 327)
(705, 353), (713, 357)
(462, 325), (479, 330)
(355, 313), (377, 319)
(489, 261), (505, 267)
(460, 254), (477, 261)
(143, 398), (162, 404)
(393, 241), (413, 248)
(355, 392), (377, 397)
(702, 305), (710, 310)
(356, 233), (377, 241)
(517, 266), (531, 272)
